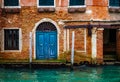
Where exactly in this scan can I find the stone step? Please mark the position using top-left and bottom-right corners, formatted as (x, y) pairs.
(104, 55), (117, 62)
(104, 55), (116, 58)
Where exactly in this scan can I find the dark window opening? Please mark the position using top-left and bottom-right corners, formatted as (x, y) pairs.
(39, 0), (54, 6)
(103, 29), (117, 61)
(4, 29), (19, 50)
(109, 0), (120, 7)
(109, 29), (116, 43)
(4, 0), (19, 6)
(69, 0), (85, 6)
(103, 29), (116, 45)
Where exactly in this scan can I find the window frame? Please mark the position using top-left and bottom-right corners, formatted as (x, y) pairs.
(2, 28), (22, 52)
(37, 0), (55, 8)
(3, 0), (21, 8)
(68, 0), (86, 8)
(109, 0), (120, 8)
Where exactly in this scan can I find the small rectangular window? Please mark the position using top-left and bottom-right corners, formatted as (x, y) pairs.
(4, 0), (19, 6)
(39, 0), (54, 6)
(69, 0), (85, 6)
(4, 29), (19, 50)
(109, 0), (120, 7)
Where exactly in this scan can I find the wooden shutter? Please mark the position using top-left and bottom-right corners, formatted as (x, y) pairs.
(4, 0), (19, 6)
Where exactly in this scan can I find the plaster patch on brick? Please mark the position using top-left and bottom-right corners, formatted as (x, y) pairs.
(64, 29), (67, 51)
(67, 29), (70, 51)
(92, 28), (97, 58)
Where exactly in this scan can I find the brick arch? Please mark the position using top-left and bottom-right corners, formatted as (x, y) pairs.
(33, 18), (60, 33)
(36, 22), (57, 31)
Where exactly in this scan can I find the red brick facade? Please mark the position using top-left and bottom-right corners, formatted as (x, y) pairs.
(0, 0), (2, 55)
(97, 29), (103, 63)
(0, 0), (120, 64)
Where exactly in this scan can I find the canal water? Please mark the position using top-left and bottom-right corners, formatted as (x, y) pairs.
(0, 65), (120, 82)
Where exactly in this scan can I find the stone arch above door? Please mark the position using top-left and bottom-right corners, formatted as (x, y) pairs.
(33, 18), (60, 33)
(36, 22), (57, 32)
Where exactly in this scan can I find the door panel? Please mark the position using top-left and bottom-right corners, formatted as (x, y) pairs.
(36, 32), (45, 59)
(44, 33), (49, 59)
(49, 33), (57, 58)
(36, 31), (57, 59)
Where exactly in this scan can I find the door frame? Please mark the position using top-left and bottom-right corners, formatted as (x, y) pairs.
(32, 18), (60, 59)
(103, 28), (117, 60)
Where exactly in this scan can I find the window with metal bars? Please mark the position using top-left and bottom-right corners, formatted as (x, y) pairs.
(109, 0), (120, 7)
(69, 0), (85, 6)
(39, 0), (54, 6)
(4, 29), (19, 50)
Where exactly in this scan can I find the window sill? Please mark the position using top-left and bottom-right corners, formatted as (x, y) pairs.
(3, 8), (20, 13)
(1, 50), (21, 52)
(68, 7), (86, 13)
(109, 7), (120, 13)
(38, 8), (55, 13)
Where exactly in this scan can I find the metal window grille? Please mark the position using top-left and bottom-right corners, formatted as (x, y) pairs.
(4, 29), (19, 50)
(36, 22), (57, 32)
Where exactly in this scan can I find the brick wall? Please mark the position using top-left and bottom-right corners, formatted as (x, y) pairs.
(0, 0), (2, 26)
(21, 0), (36, 6)
(0, 0), (2, 52)
(97, 29), (103, 64)
(69, 29), (85, 52)
(0, 0), (117, 63)
(92, 0), (108, 6)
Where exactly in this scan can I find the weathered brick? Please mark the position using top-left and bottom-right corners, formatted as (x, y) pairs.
(97, 29), (103, 63)
(0, 0), (120, 64)
(92, 0), (108, 6)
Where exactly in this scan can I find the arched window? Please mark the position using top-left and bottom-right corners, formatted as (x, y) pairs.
(36, 22), (57, 32)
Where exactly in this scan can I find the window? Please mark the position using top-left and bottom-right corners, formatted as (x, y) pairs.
(68, 0), (86, 13)
(4, 0), (20, 7)
(4, 29), (19, 50)
(69, 0), (85, 6)
(37, 0), (55, 12)
(109, 0), (120, 7)
(38, 0), (54, 7)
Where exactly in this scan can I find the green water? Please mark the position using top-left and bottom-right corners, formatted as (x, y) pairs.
(0, 66), (120, 82)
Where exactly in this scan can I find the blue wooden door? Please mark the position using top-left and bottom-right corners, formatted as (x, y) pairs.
(36, 31), (57, 59)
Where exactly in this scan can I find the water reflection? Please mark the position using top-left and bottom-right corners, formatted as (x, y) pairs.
(0, 66), (120, 82)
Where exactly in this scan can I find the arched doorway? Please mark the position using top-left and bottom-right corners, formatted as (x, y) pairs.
(36, 22), (57, 59)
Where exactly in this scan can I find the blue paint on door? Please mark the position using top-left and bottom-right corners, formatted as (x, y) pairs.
(36, 31), (57, 59)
